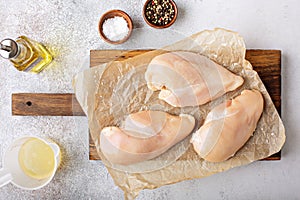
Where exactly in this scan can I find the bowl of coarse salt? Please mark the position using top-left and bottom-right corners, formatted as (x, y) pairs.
(99, 10), (133, 45)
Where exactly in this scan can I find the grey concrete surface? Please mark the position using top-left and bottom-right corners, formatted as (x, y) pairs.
(0, 0), (299, 199)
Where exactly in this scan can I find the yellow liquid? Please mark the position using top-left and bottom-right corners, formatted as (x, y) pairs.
(11, 36), (52, 73)
(18, 138), (55, 180)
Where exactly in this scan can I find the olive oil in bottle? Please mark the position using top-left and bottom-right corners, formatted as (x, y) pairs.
(0, 36), (52, 73)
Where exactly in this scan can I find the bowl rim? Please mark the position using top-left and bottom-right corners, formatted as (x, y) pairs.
(142, 0), (178, 29)
(98, 9), (133, 45)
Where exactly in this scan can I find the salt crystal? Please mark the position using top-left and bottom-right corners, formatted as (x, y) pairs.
(102, 16), (129, 41)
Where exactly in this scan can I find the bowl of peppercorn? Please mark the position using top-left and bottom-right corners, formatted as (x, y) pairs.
(143, 0), (178, 29)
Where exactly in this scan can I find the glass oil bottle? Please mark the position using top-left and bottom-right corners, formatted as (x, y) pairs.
(0, 36), (52, 73)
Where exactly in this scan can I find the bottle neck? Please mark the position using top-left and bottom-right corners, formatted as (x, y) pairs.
(10, 43), (27, 62)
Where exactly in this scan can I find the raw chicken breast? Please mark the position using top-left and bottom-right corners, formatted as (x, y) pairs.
(145, 51), (244, 107)
(191, 90), (264, 162)
(100, 110), (195, 165)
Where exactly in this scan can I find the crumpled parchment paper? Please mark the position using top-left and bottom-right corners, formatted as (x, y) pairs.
(73, 28), (285, 199)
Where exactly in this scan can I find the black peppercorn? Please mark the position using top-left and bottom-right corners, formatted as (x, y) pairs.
(145, 0), (175, 26)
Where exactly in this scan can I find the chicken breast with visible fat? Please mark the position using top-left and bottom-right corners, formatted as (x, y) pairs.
(191, 89), (264, 162)
(145, 51), (244, 107)
(100, 110), (195, 165)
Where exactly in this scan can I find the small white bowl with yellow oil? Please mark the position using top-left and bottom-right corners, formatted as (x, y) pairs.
(0, 136), (61, 190)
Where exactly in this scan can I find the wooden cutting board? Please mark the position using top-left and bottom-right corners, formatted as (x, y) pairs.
(12, 49), (282, 160)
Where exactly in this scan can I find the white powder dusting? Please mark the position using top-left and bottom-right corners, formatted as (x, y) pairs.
(102, 16), (129, 41)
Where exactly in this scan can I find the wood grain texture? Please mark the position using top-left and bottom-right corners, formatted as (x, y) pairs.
(89, 132), (101, 160)
(90, 50), (149, 67)
(11, 49), (282, 161)
(12, 93), (84, 116)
